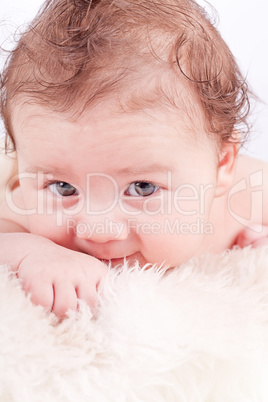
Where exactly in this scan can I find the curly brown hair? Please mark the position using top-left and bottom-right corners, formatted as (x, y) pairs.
(0, 0), (250, 150)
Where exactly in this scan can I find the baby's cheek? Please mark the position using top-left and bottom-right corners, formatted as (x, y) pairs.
(141, 188), (213, 218)
(139, 219), (210, 267)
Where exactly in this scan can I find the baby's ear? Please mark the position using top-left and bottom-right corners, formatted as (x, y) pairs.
(215, 141), (240, 197)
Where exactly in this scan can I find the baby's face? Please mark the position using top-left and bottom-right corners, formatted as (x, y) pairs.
(12, 101), (221, 268)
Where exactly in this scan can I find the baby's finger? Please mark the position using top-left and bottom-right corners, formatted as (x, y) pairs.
(236, 226), (268, 247)
(251, 237), (268, 249)
(76, 283), (98, 313)
(26, 282), (54, 312)
(52, 281), (78, 317)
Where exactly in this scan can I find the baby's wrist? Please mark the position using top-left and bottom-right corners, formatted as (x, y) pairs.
(0, 232), (58, 270)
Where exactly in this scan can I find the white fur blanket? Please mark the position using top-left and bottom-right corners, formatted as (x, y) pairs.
(1, 246), (268, 401)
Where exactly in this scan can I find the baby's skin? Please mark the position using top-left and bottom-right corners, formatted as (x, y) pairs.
(0, 103), (268, 318)
(2, 233), (107, 317)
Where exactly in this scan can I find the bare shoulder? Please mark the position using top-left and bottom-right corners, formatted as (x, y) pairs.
(235, 154), (268, 178)
(234, 154), (268, 224)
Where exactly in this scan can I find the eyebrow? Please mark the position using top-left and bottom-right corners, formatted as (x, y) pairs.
(24, 167), (66, 174)
(114, 163), (174, 176)
(23, 166), (78, 180)
(24, 163), (173, 178)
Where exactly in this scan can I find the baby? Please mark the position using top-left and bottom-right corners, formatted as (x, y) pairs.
(0, 0), (268, 318)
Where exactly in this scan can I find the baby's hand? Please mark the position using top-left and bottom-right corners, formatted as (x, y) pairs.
(235, 225), (268, 248)
(17, 244), (107, 318)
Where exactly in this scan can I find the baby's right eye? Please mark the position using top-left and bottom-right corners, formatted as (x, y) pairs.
(48, 181), (78, 197)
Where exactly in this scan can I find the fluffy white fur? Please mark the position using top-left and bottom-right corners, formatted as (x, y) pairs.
(1, 246), (268, 401)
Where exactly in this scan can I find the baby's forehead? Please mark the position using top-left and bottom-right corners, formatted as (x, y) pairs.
(12, 86), (207, 147)
(13, 99), (218, 181)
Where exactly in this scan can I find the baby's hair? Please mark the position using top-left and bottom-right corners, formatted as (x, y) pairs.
(0, 0), (250, 150)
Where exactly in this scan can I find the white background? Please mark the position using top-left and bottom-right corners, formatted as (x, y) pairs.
(0, 0), (268, 161)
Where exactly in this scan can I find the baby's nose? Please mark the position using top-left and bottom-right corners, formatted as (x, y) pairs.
(75, 215), (128, 243)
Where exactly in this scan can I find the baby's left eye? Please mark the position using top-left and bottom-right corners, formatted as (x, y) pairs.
(125, 181), (159, 197)
(48, 181), (78, 197)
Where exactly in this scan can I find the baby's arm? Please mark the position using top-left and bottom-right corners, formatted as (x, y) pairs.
(0, 232), (107, 317)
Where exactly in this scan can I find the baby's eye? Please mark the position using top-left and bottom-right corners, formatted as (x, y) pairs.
(125, 181), (159, 197)
(48, 181), (78, 197)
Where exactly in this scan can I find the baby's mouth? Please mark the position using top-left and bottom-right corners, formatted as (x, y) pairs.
(102, 257), (125, 267)
(101, 253), (141, 267)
